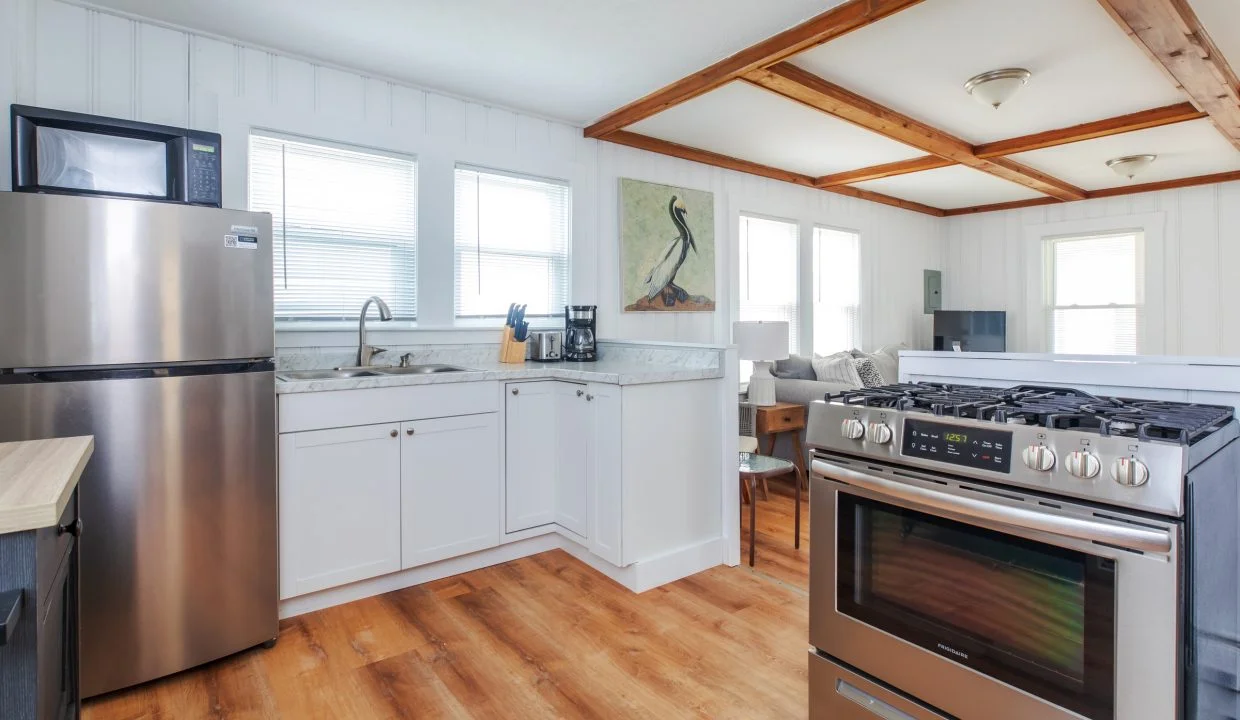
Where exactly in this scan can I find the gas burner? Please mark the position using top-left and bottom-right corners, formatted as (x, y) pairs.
(830, 382), (1234, 445)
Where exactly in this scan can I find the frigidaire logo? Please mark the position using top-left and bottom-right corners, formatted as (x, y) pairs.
(937, 643), (969, 660)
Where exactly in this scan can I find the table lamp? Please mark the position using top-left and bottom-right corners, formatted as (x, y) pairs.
(733, 320), (789, 406)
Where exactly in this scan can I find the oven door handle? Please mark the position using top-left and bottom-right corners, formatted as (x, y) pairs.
(812, 459), (1173, 554)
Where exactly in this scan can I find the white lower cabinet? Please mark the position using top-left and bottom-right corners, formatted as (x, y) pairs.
(586, 383), (623, 565)
(401, 413), (500, 567)
(554, 383), (589, 537)
(279, 423), (402, 599)
(504, 382), (558, 532)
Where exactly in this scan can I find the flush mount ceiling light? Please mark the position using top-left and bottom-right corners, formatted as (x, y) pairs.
(964, 68), (1032, 109)
(1106, 154), (1157, 180)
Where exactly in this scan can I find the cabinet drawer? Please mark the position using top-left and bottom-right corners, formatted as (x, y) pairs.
(756, 404), (805, 435)
(279, 381), (499, 433)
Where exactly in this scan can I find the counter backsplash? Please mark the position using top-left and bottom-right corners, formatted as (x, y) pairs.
(275, 341), (723, 372)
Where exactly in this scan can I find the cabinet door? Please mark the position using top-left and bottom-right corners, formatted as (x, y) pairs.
(402, 413), (501, 568)
(554, 383), (589, 538)
(504, 382), (557, 532)
(588, 383), (624, 566)
(279, 423), (401, 598)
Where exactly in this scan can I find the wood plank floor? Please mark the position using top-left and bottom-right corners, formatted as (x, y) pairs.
(84, 482), (811, 719)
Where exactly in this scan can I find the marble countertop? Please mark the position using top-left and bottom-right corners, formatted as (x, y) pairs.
(276, 359), (723, 394)
(0, 436), (94, 534)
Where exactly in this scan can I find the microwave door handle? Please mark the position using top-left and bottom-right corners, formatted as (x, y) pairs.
(812, 459), (1173, 554)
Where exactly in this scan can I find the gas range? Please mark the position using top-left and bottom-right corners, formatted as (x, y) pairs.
(806, 382), (1238, 517)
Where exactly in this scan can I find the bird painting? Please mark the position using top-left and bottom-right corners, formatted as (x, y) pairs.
(641, 196), (697, 306)
(620, 178), (715, 313)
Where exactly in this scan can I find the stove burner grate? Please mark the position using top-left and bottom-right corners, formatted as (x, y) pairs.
(831, 382), (1234, 445)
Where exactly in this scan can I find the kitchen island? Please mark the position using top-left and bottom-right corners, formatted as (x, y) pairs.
(0, 436), (94, 720)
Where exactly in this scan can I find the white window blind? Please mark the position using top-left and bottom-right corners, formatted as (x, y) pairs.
(249, 133), (417, 322)
(1047, 233), (1141, 355)
(813, 227), (861, 355)
(739, 214), (799, 357)
(454, 166), (570, 321)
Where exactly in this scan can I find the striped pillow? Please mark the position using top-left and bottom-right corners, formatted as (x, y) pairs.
(812, 351), (863, 387)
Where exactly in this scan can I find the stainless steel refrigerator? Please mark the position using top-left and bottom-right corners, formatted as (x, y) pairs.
(0, 192), (277, 697)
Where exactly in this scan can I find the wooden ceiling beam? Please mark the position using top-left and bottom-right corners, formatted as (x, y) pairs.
(945, 170), (1240, 215)
(583, 0), (926, 139)
(744, 62), (1087, 201)
(815, 155), (953, 186)
(602, 131), (945, 216)
(973, 101), (1207, 157)
(1096, 0), (1240, 150)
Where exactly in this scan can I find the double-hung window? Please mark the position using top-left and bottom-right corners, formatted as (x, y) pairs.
(813, 227), (861, 355)
(738, 214), (799, 356)
(454, 166), (570, 323)
(249, 133), (418, 321)
(1046, 232), (1142, 354)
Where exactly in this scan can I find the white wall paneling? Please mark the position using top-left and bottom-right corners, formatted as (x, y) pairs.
(1, 0), (944, 352)
(943, 182), (1240, 357)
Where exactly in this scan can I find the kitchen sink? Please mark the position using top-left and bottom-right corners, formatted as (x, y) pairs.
(277, 369), (382, 380)
(371, 364), (473, 375)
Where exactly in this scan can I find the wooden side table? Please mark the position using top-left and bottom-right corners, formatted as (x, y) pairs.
(754, 402), (807, 491)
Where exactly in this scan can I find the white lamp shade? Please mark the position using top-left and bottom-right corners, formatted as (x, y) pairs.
(733, 321), (789, 361)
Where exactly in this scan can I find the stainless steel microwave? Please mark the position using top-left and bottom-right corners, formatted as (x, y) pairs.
(10, 104), (222, 206)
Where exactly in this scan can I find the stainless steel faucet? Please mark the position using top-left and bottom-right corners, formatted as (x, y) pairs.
(357, 296), (393, 366)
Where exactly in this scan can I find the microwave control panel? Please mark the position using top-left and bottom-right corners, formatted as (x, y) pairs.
(186, 140), (222, 206)
(902, 418), (1013, 473)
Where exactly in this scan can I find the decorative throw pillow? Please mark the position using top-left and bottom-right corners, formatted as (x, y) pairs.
(772, 355), (816, 380)
(853, 357), (885, 388)
(871, 343), (907, 385)
(812, 351), (863, 387)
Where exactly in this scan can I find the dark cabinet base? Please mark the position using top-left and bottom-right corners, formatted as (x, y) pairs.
(0, 490), (80, 720)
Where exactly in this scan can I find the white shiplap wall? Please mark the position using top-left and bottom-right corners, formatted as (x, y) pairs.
(943, 182), (1240, 357)
(0, 0), (944, 349)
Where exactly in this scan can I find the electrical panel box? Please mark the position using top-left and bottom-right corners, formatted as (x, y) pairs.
(924, 269), (942, 314)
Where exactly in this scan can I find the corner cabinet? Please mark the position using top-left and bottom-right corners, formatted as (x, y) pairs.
(504, 381), (622, 563)
(401, 414), (500, 567)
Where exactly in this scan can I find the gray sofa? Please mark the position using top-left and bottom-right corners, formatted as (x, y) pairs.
(759, 348), (903, 464)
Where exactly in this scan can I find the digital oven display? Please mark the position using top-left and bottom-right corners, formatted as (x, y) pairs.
(902, 418), (1013, 473)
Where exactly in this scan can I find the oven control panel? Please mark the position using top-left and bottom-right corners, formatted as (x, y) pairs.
(901, 418), (1013, 473)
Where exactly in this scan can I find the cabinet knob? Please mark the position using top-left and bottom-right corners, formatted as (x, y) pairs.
(586, 394), (594, 401)
(406, 428), (415, 436)
(577, 389), (584, 397)
(57, 518), (83, 537)
(390, 429), (398, 438)
(511, 388), (519, 395)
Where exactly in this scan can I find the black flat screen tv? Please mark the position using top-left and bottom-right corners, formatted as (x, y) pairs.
(933, 311), (1007, 352)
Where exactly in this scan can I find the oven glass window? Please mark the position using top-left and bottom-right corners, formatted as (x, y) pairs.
(36, 126), (167, 197)
(838, 494), (1115, 720)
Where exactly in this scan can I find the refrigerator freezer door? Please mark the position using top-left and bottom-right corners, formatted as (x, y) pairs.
(0, 369), (278, 697)
(0, 193), (273, 369)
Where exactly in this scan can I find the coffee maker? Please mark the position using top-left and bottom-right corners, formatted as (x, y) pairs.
(564, 305), (597, 362)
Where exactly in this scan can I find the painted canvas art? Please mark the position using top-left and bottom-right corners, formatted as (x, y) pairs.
(620, 178), (716, 312)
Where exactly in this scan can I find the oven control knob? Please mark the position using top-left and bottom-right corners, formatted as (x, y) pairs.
(841, 419), (865, 440)
(1021, 445), (1056, 472)
(866, 422), (893, 445)
(1112, 457), (1150, 487)
(1066, 450), (1101, 479)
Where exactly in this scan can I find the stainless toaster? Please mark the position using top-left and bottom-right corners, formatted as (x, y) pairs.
(529, 331), (564, 362)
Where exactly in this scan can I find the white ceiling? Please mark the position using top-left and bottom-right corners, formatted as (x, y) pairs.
(1010, 119), (1240, 190)
(627, 81), (924, 177)
(1189, 0), (1240, 76)
(790, 0), (1188, 144)
(852, 165), (1045, 209)
(84, 0), (838, 125)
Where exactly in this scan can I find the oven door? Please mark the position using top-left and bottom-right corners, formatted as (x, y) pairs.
(810, 455), (1182, 720)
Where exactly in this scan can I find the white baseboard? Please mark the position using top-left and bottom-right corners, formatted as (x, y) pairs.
(279, 533), (727, 618)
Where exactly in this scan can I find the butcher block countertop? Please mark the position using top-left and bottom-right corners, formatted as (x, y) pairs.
(0, 436), (94, 534)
